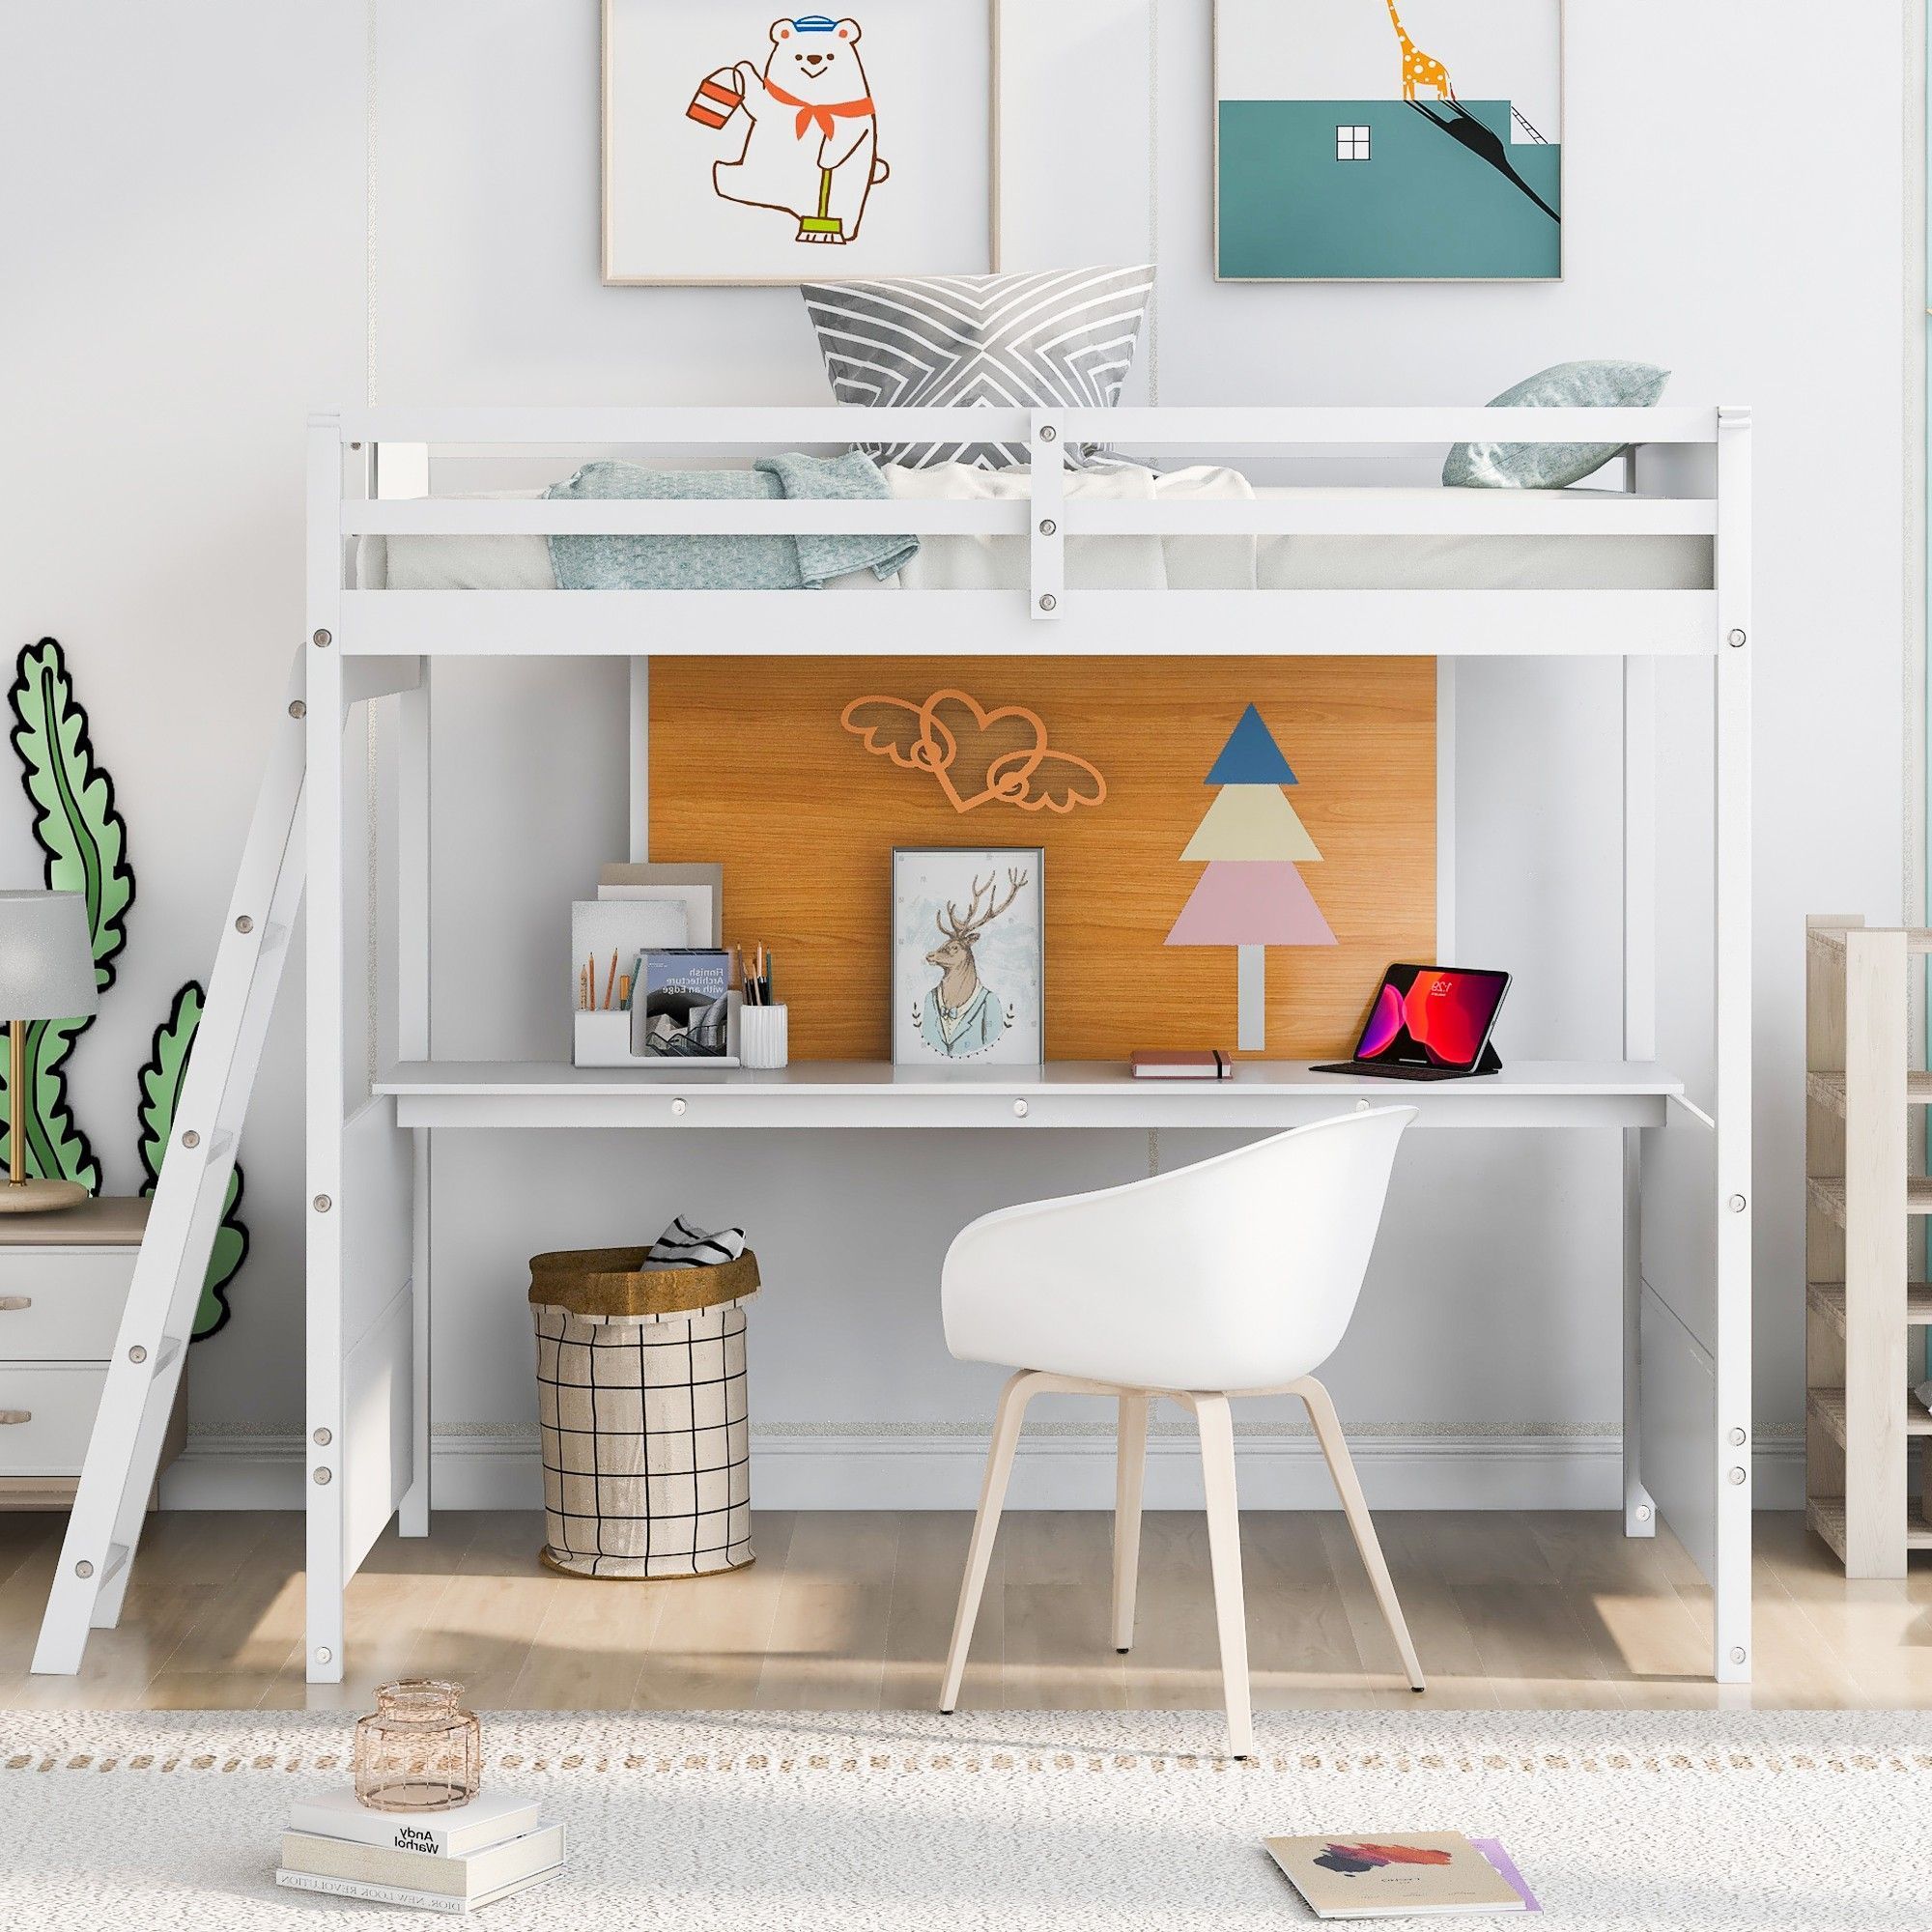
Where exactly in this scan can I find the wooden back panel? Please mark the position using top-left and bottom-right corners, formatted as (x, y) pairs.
(649, 655), (1435, 1061)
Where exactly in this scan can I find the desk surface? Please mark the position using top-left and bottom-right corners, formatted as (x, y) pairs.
(377, 1060), (1687, 1131)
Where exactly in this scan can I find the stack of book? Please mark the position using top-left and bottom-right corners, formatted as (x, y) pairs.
(276, 1788), (564, 1915)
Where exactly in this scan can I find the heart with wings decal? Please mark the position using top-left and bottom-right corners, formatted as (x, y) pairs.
(839, 689), (1108, 815)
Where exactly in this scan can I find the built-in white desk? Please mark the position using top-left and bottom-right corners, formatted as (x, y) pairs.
(377, 1058), (1686, 1133)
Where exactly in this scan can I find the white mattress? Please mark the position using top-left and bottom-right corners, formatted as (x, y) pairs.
(355, 471), (1712, 595)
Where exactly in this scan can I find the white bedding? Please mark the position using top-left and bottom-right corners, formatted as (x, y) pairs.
(355, 466), (1712, 594)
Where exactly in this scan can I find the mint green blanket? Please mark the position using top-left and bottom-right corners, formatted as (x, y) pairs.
(545, 452), (917, 591)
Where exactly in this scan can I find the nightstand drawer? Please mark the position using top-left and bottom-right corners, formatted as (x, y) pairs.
(0, 1365), (109, 1476)
(0, 1250), (138, 1359)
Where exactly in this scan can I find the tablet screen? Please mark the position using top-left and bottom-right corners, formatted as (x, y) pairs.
(1351, 965), (1510, 1071)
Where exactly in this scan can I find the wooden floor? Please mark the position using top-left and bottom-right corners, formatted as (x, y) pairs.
(3, 1509), (1930, 1712)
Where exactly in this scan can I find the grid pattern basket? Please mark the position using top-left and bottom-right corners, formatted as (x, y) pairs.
(529, 1246), (758, 1579)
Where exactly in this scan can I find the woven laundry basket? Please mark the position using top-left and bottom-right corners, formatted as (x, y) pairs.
(528, 1245), (759, 1579)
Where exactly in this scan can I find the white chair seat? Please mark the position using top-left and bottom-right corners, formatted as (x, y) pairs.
(936, 1106), (1424, 1756)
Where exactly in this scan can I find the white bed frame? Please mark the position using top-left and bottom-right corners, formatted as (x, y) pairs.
(52, 403), (1760, 1689)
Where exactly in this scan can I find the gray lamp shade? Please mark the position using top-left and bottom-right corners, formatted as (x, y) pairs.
(0, 892), (99, 1021)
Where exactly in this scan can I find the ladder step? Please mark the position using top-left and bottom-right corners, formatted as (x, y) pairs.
(99, 1543), (129, 1585)
(154, 1339), (184, 1374)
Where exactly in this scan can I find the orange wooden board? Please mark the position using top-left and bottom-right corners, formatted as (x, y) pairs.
(649, 656), (1435, 1061)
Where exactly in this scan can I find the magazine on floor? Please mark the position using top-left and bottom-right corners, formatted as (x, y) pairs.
(1263, 1832), (1536, 1918)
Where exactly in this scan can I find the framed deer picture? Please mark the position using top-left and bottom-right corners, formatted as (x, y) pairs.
(894, 847), (1044, 1066)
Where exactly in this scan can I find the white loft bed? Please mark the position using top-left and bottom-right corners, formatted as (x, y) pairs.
(283, 403), (1749, 1689)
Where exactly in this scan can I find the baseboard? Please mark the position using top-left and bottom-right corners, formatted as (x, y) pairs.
(160, 1426), (1806, 1514)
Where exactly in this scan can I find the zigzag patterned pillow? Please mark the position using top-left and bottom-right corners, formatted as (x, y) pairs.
(802, 266), (1155, 470)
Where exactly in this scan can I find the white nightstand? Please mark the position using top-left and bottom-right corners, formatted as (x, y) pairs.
(0, 1197), (185, 1510)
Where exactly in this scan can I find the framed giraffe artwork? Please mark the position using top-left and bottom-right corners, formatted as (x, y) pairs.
(603, 0), (1001, 285)
(1214, 0), (1562, 282)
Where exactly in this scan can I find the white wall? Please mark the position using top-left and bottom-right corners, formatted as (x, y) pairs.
(2, 1), (1911, 1509)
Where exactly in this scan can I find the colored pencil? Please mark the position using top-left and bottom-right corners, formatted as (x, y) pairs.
(603, 949), (619, 1011)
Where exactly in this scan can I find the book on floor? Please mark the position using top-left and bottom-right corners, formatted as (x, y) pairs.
(280, 1820), (565, 1904)
(287, 1785), (542, 1859)
(1263, 1833), (1533, 1918)
(1468, 1841), (1539, 1915)
(273, 1864), (563, 1915)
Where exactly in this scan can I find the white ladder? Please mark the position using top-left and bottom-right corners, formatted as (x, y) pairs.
(32, 652), (309, 1674)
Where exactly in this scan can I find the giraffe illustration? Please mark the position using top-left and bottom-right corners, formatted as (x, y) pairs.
(1385, 0), (1454, 101)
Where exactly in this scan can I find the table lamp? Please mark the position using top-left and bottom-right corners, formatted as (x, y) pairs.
(0, 891), (98, 1213)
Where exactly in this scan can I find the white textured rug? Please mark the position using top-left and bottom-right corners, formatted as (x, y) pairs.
(2, 1709), (1930, 1929)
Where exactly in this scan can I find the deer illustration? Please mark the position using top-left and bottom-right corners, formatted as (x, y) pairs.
(920, 868), (1028, 1059)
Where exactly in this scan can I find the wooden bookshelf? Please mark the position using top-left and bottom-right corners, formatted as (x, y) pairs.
(1804, 916), (1926, 1576)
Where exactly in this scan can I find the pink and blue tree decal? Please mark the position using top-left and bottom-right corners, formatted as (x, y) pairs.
(1165, 704), (1335, 1051)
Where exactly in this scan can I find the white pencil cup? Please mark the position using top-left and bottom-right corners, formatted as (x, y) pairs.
(740, 1004), (789, 1070)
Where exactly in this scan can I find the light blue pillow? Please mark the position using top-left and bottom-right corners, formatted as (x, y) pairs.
(1444, 360), (1671, 489)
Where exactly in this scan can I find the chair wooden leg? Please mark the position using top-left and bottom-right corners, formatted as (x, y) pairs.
(1193, 1392), (1254, 1759)
(939, 1370), (1041, 1714)
(1296, 1374), (1426, 1691)
(1112, 1392), (1150, 1653)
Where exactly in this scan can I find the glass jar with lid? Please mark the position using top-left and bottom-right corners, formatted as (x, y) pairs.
(353, 1679), (481, 1812)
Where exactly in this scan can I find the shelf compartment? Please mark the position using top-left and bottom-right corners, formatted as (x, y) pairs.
(1806, 1177), (1932, 1228)
(1805, 1069), (1932, 1115)
(1807, 1497), (1932, 1563)
(1806, 1281), (1932, 1333)
(1805, 1386), (1932, 1448)
(1808, 926), (1932, 957)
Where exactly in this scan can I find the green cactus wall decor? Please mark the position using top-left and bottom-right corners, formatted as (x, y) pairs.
(136, 980), (247, 1339)
(4, 637), (247, 1340)
(1, 638), (134, 1190)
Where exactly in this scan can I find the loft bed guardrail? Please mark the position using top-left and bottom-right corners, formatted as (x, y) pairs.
(320, 405), (1744, 659)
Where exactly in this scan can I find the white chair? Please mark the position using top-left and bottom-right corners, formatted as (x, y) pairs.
(937, 1106), (1424, 1756)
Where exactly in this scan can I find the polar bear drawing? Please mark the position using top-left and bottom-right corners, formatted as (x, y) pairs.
(690, 15), (889, 246)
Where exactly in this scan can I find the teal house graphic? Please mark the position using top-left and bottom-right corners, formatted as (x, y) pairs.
(1214, 0), (1562, 282)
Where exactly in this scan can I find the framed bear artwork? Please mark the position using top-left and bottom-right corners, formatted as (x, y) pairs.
(603, 2), (1001, 285)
